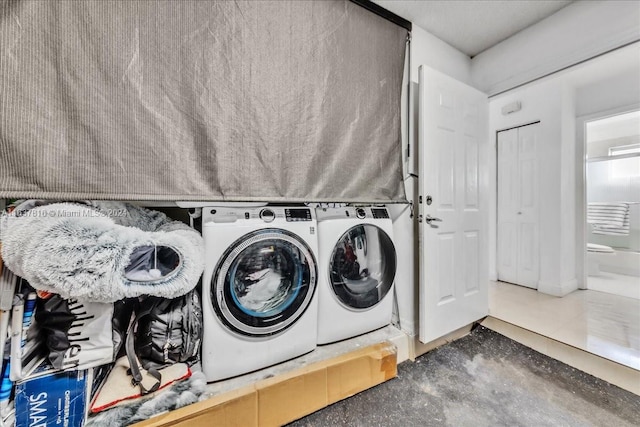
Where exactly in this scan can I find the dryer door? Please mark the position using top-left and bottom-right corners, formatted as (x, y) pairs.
(212, 228), (317, 337)
(329, 224), (396, 309)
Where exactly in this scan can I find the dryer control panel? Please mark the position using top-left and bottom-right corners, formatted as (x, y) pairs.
(285, 208), (312, 222)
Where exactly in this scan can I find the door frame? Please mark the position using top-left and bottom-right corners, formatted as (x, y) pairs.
(576, 102), (640, 289)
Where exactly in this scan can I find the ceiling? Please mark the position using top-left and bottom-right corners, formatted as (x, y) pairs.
(372, 0), (574, 57)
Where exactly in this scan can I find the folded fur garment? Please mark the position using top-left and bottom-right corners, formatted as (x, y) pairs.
(0, 201), (204, 302)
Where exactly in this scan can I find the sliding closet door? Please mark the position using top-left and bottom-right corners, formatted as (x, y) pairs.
(497, 123), (540, 288)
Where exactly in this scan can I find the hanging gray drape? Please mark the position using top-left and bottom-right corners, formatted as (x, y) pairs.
(0, 0), (407, 203)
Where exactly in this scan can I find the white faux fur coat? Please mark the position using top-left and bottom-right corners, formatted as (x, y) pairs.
(0, 201), (204, 302)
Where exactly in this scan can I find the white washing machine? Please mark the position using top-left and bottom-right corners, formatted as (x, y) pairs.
(315, 206), (397, 345)
(201, 206), (319, 382)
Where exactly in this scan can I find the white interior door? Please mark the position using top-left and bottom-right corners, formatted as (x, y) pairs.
(497, 123), (540, 288)
(418, 66), (489, 344)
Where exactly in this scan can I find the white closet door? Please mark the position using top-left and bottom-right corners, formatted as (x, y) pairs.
(497, 128), (519, 284)
(497, 123), (540, 288)
(418, 66), (489, 344)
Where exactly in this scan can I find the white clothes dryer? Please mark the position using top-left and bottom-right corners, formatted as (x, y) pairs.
(201, 206), (319, 382)
(315, 206), (397, 345)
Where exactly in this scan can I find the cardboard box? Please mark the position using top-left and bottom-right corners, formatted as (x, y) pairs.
(15, 368), (90, 427)
(133, 342), (397, 427)
(257, 342), (397, 426)
(326, 343), (397, 405)
(256, 365), (327, 427)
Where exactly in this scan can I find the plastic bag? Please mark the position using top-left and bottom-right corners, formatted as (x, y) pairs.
(36, 296), (134, 371)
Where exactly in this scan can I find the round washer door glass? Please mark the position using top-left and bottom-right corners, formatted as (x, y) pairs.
(329, 224), (396, 309)
(212, 229), (317, 337)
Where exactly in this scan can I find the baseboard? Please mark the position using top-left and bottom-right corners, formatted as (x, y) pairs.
(408, 324), (473, 360)
(560, 278), (578, 295)
(537, 278), (578, 296)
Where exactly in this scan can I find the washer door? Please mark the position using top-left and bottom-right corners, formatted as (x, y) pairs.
(212, 229), (317, 337)
(329, 224), (396, 309)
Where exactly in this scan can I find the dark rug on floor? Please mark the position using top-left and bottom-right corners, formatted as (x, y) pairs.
(288, 326), (640, 427)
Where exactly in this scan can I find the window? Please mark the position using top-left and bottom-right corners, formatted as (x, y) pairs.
(609, 143), (640, 156)
(609, 144), (640, 180)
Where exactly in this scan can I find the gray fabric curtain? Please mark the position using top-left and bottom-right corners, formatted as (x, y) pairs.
(0, 0), (407, 203)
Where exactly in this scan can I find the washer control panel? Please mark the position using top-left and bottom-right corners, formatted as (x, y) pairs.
(285, 208), (312, 222)
(371, 208), (389, 219)
(259, 208), (276, 222)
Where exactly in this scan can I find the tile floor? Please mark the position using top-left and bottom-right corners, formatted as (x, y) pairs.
(489, 281), (640, 370)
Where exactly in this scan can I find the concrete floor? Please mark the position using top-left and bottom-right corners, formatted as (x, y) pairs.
(289, 326), (640, 427)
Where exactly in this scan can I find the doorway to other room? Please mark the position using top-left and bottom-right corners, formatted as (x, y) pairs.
(585, 110), (640, 301)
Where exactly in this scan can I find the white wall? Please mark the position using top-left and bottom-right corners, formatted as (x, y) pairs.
(472, 1), (640, 96)
(489, 43), (640, 295)
(489, 79), (576, 296)
(410, 25), (472, 87)
(390, 24), (471, 337)
(560, 85), (577, 288)
(576, 68), (640, 118)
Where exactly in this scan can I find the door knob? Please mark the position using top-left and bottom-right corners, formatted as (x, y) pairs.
(425, 215), (442, 224)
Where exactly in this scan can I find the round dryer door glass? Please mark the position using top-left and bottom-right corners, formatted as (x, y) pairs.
(329, 224), (396, 309)
(212, 229), (317, 337)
